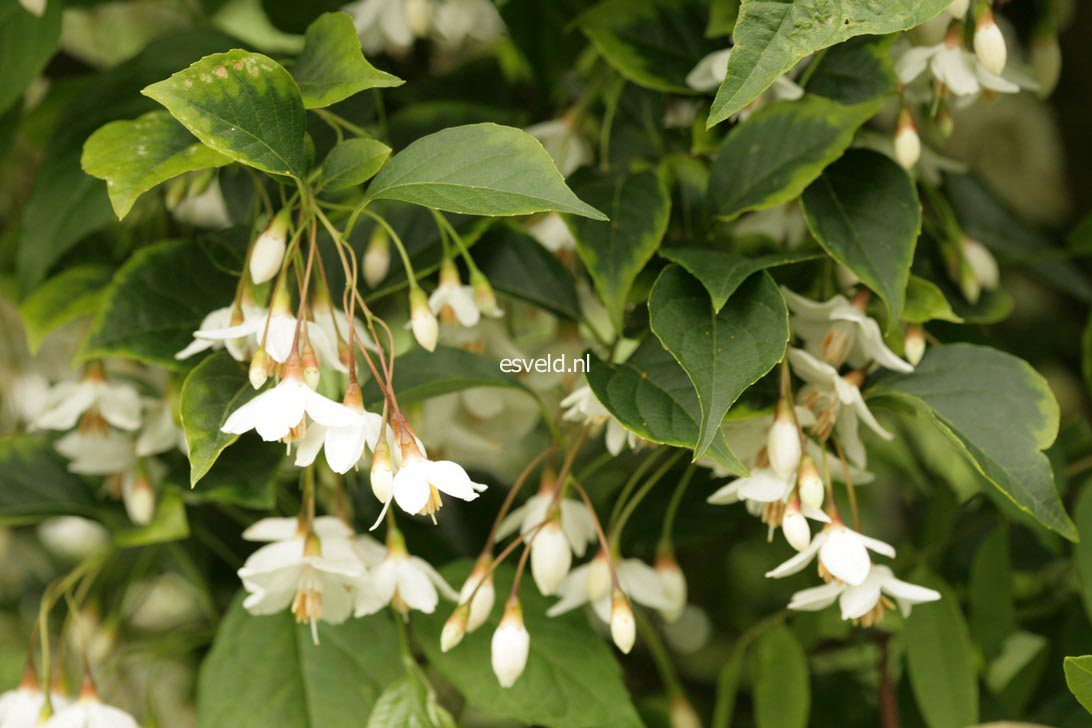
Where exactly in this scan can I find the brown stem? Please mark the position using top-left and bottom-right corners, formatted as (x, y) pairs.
(878, 633), (899, 728)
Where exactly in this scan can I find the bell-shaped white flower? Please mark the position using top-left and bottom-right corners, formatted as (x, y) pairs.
(294, 384), (384, 474)
(781, 499), (812, 552)
(433, 0), (505, 50)
(896, 37), (1021, 100)
(249, 209), (290, 284)
(348, 0), (426, 56)
(457, 557), (496, 632)
(221, 362), (358, 442)
(54, 429), (136, 475)
(946, 0), (968, 18)
(38, 516), (110, 561)
(973, 12), (1006, 76)
(961, 237), (999, 291)
(135, 399), (184, 458)
(409, 287), (439, 352)
(429, 259), (480, 329)
(390, 442), (485, 517)
(526, 117), (591, 176)
(0, 667), (67, 727)
(364, 227), (391, 287)
(120, 467), (156, 525)
(609, 588), (636, 653)
(655, 553), (687, 623)
(894, 108), (921, 170)
(547, 554), (674, 623)
(782, 288), (914, 373)
(353, 533), (459, 616)
(497, 483), (597, 559)
(34, 369), (142, 432)
(788, 564), (940, 626)
(527, 213), (575, 253)
(789, 348), (893, 468)
(766, 520), (896, 586)
(766, 398), (801, 480)
(176, 302), (266, 361)
(530, 518), (571, 596)
(43, 678), (137, 728)
(686, 48), (803, 119)
(491, 598), (530, 688)
(560, 384), (640, 456)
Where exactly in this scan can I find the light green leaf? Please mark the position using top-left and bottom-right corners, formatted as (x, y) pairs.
(707, 95), (879, 221)
(1075, 486), (1092, 622)
(1064, 655), (1092, 713)
(566, 167), (670, 329)
(81, 239), (241, 370)
(903, 276), (962, 324)
(179, 352), (274, 487)
(413, 563), (643, 728)
(362, 346), (533, 406)
(588, 338), (746, 475)
(365, 124), (607, 219)
(706, 0), (948, 126)
(804, 35), (897, 106)
(649, 267), (787, 459)
(292, 11), (403, 109)
(802, 148), (921, 326)
(0, 437), (98, 524)
(143, 49), (310, 179)
(81, 111), (231, 219)
(197, 595), (402, 727)
(19, 265), (114, 354)
(0, 0), (62, 114)
(872, 344), (1076, 540)
(366, 676), (456, 728)
(904, 573), (979, 728)
(318, 137), (391, 191)
(111, 490), (189, 548)
(576, 0), (720, 94)
(660, 247), (818, 311)
(473, 224), (581, 320)
(752, 624), (809, 728)
(969, 527), (1013, 661)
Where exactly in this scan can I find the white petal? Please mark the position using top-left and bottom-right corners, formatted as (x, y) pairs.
(618, 559), (674, 610)
(819, 528), (871, 586)
(97, 383), (143, 430)
(294, 423), (327, 467)
(396, 562), (439, 613)
(323, 421), (367, 474)
(839, 579), (884, 620)
(301, 388), (358, 429)
(546, 563), (591, 617)
(787, 581), (844, 611)
(737, 469), (793, 503)
(428, 460), (479, 501)
(415, 556), (460, 601)
(766, 532), (825, 579)
(392, 460), (432, 514)
(242, 517), (300, 542)
(34, 382), (97, 430)
(859, 533), (896, 558)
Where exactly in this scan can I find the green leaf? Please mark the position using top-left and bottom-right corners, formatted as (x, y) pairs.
(804, 35), (897, 106)
(111, 490), (189, 548)
(365, 124), (607, 219)
(0, 0), (62, 114)
(473, 224), (581, 320)
(19, 265), (114, 354)
(903, 276), (962, 324)
(197, 595), (402, 727)
(706, 0), (948, 126)
(707, 0), (740, 36)
(1064, 655), (1092, 713)
(143, 49), (310, 179)
(179, 352), (272, 487)
(318, 137), (391, 191)
(413, 562), (643, 728)
(969, 527), (1013, 661)
(752, 624), (809, 728)
(0, 436), (98, 524)
(707, 95), (879, 221)
(171, 436), (279, 510)
(576, 0), (719, 94)
(81, 238), (240, 370)
(362, 346), (533, 407)
(366, 676), (456, 728)
(566, 167), (670, 329)
(660, 247), (818, 311)
(587, 338), (746, 475)
(801, 148), (921, 326)
(292, 12), (403, 109)
(711, 643), (745, 728)
(649, 268), (788, 459)
(81, 111), (231, 219)
(1074, 486), (1092, 623)
(872, 344), (1076, 540)
(904, 573), (979, 728)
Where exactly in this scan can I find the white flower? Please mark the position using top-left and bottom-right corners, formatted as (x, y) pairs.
(433, 0), (505, 49)
(409, 287), (439, 352)
(961, 237), (999, 291)
(6, 372), (49, 425)
(0, 672), (66, 727)
(946, 0), (968, 19)
(896, 39), (1020, 99)
(364, 228), (390, 287)
(609, 589), (636, 653)
(973, 13), (1006, 76)
(222, 371), (358, 442)
(548, 555), (674, 622)
(733, 202), (808, 248)
(788, 348), (893, 468)
(353, 534), (459, 616)
(655, 555), (687, 623)
(766, 399), (801, 480)
(17, 0), (46, 17)
(237, 516), (362, 643)
(526, 117), (591, 177)
(120, 468), (156, 525)
(491, 599), (530, 687)
(390, 445), (485, 517)
(348, 0), (428, 56)
(169, 176), (231, 229)
(527, 213), (575, 253)
(894, 109), (921, 169)
(686, 48), (803, 119)
(294, 401), (384, 474)
(560, 384), (639, 456)
(457, 559), (496, 631)
(429, 259), (480, 328)
(43, 680), (137, 728)
(529, 519), (571, 596)
(788, 564), (940, 626)
(196, 309), (344, 372)
(707, 467), (827, 518)
(55, 430), (136, 475)
(135, 399), (184, 458)
(37, 516), (110, 561)
(175, 303), (266, 362)
(782, 288), (914, 373)
(766, 521), (896, 587)
(249, 209), (290, 284)
(497, 489), (597, 559)
(34, 371), (142, 432)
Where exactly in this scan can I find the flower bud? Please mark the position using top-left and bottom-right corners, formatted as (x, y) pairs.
(460, 560), (496, 632)
(530, 518), (571, 596)
(586, 549), (612, 602)
(961, 237), (999, 291)
(973, 12), (1006, 76)
(655, 552), (687, 623)
(301, 340), (320, 390)
(797, 456), (824, 512)
(491, 598), (530, 688)
(894, 109), (921, 170)
(782, 499), (811, 552)
(669, 695), (702, 728)
(1031, 30), (1061, 98)
(904, 325), (926, 366)
(370, 439), (394, 503)
(609, 589), (635, 654)
(441, 603), (470, 652)
(470, 270), (504, 318)
(946, 0), (968, 18)
(409, 287), (439, 352)
(249, 208), (290, 284)
(123, 471), (156, 525)
(249, 348), (271, 389)
(364, 227), (390, 288)
(767, 398), (801, 481)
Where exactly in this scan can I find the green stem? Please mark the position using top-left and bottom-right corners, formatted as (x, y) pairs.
(634, 608), (682, 694)
(609, 449), (686, 550)
(658, 464), (696, 550)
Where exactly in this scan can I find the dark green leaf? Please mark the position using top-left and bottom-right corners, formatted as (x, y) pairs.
(804, 35), (897, 106)
(473, 224), (581, 320)
(752, 624), (809, 728)
(365, 124), (607, 219)
(362, 346), (534, 407)
(111, 490), (189, 548)
(292, 12), (403, 109)
(802, 148), (921, 326)
(969, 527), (1013, 661)
(566, 167), (671, 329)
(143, 49), (310, 179)
(707, 0), (947, 126)
(319, 137), (391, 191)
(660, 247), (818, 311)
(0, 436), (98, 524)
(707, 95), (879, 221)
(0, 0), (61, 114)
(711, 643), (745, 728)
(1075, 486), (1092, 623)
(19, 264), (114, 354)
(649, 268), (787, 458)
